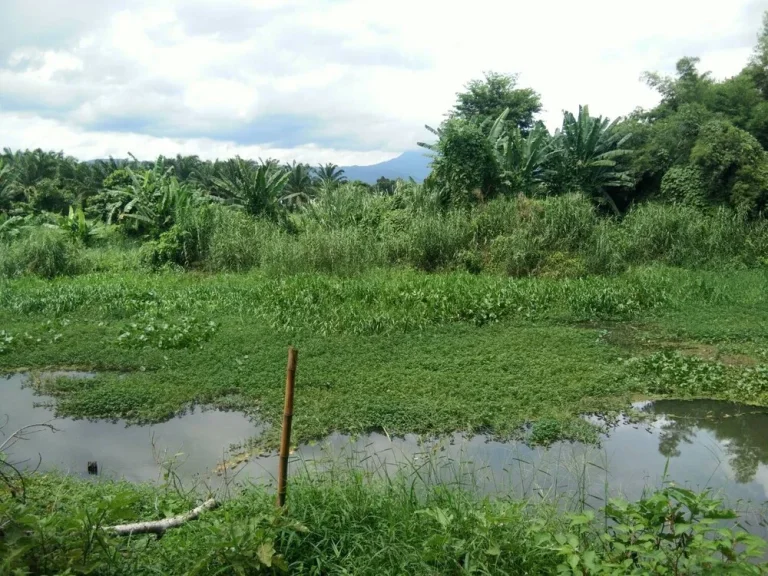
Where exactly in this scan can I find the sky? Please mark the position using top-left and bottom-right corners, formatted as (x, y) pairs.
(0, 0), (765, 165)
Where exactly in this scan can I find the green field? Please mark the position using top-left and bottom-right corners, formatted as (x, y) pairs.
(2, 266), (767, 450)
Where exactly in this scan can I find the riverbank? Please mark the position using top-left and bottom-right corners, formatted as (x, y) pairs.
(2, 463), (767, 574)
(2, 265), (768, 573)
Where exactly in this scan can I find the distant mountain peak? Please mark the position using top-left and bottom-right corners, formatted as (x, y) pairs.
(341, 150), (431, 184)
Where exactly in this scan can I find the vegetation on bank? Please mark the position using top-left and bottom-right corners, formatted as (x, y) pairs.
(1, 266), (767, 449)
(1, 468), (766, 575)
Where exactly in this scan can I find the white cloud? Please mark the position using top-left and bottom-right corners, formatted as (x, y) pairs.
(0, 0), (763, 163)
(0, 112), (395, 165)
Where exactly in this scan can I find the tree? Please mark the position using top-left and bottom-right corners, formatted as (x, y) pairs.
(748, 12), (768, 99)
(689, 119), (768, 214)
(550, 106), (633, 215)
(313, 163), (347, 191)
(428, 117), (501, 205)
(496, 124), (553, 195)
(642, 57), (714, 119)
(169, 155), (202, 182)
(451, 72), (542, 133)
(0, 159), (12, 212)
(213, 157), (289, 220)
(282, 162), (315, 207)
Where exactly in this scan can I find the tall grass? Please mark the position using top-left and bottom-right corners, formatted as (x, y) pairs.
(0, 228), (83, 279)
(2, 194), (766, 279)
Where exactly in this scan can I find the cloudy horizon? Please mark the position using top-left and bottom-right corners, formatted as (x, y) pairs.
(1, 0), (765, 165)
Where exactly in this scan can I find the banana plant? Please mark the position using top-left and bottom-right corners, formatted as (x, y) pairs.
(496, 124), (554, 194)
(49, 205), (104, 245)
(553, 105), (633, 215)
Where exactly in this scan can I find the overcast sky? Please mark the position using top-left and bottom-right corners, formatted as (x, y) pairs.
(0, 0), (765, 165)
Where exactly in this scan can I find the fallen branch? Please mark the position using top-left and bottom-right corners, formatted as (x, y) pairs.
(105, 498), (218, 536)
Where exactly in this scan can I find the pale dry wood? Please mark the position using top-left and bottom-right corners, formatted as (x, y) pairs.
(106, 498), (218, 536)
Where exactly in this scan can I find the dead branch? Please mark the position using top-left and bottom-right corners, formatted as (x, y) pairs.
(0, 422), (58, 453)
(105, 498), (218, 536)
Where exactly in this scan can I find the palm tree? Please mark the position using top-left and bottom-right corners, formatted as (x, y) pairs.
(171, 154), (202, 181)
(554, 105), (633, 215)
(496, 124), (554, 194)
(212, 157), (289, 219)
(281, 162), (315, 207)
(0, 159), (12, 212)
(313, 163), (347, 191)
(2, 148), (61, 204)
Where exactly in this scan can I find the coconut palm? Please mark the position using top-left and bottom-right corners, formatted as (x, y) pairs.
(553, 105), (633, 215)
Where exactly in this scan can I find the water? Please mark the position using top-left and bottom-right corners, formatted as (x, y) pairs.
(0, 373), (263, 483)
(2, 373), (768, 528)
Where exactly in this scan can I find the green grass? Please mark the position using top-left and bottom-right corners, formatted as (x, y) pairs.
(1, 266), (767, 450)
(4, 465), (765, 575)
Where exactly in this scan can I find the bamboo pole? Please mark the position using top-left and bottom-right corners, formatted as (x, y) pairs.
(277, 346), (297, 507)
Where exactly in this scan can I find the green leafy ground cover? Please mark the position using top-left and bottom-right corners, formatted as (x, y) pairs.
(2, 266), (766, 449)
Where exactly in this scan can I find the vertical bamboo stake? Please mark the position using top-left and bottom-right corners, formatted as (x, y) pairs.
(277, 346), (297, 507)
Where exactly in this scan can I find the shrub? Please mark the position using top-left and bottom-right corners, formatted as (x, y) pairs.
(659, 164), (708, 207)
(393, 211), (473, 271)
(139, 225), (191, 268)
(205, 210), (278, 272)
(0, 229), (82, 278)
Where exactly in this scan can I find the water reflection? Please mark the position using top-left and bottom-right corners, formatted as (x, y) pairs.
(643, 400), (768, 484)
(2, 373), (768, 515)
(0, 373), (262, 483)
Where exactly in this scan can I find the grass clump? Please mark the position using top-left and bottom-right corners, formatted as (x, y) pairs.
(0, 228), (83, 279)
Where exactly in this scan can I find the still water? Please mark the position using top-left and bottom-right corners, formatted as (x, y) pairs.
(2, 372), (767, 526)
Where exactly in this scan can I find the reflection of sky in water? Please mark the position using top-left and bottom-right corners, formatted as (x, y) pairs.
(1, 374), (262, 483)
(2, 374), (768, 536)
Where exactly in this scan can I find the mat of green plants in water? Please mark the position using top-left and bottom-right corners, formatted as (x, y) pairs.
(1, 266), (767, 450)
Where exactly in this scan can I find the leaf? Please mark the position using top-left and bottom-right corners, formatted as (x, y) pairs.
(568, 554), (580, 569)
(485, 544), (501, 556)
(257, 541), (275, 567)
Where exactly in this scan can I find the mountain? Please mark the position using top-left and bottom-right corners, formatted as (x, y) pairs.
(341, 150), (432, 184)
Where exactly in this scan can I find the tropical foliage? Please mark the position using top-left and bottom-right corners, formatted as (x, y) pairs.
(1, 12), (768, 276)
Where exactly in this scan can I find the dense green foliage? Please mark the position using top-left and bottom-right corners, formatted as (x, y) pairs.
(1, 15), (768, 278)
(1, 468), (765, 575)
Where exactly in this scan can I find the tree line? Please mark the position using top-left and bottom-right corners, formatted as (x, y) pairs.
(1, 13), (767, 245)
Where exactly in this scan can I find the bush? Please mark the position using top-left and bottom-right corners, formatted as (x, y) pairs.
(0, 229), (82, 278)
(659, 164), (708, 206)
(392, 211), (473, 271)
(139, 225), (191, 268)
